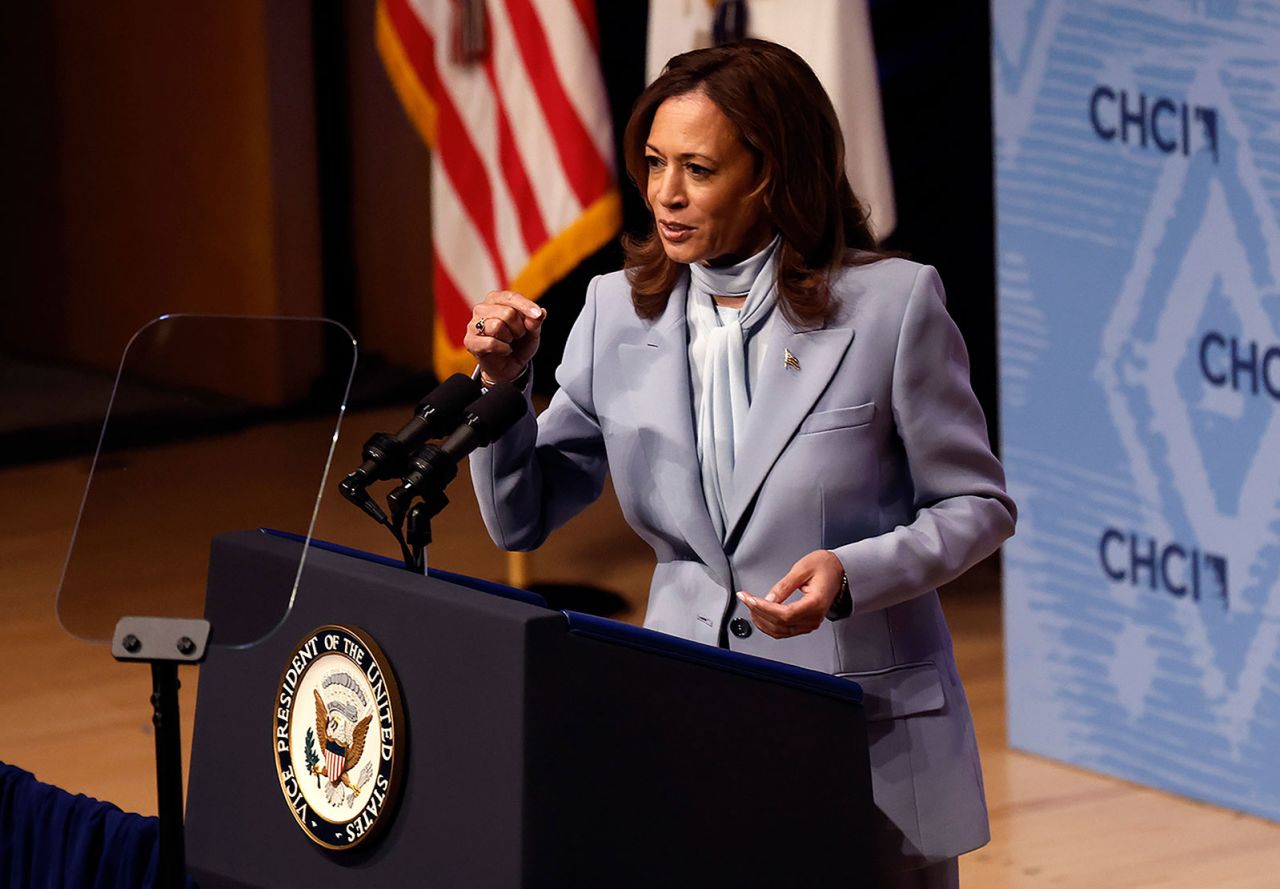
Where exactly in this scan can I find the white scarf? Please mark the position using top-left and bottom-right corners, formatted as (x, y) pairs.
(686, 236), (780, 541)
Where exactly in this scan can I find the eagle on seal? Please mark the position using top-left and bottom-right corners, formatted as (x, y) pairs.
(311, 688), (372, 796)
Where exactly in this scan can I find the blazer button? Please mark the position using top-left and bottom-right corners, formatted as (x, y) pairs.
(729, 617), (752, 639)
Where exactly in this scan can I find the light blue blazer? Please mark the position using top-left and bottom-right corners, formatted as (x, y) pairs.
(470, 257), (1016, 868)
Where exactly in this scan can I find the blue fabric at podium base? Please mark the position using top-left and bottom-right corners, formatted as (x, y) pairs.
(0, 762), (192, 889)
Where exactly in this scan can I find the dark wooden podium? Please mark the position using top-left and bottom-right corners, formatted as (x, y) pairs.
(185, 530), (874, 887)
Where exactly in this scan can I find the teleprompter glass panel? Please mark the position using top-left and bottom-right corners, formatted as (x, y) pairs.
(57, 315), (356, 647)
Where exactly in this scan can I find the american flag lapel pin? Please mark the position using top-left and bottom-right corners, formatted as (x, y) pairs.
(784, 348), (801, 371)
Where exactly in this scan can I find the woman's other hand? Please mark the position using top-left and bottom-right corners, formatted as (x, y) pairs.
(736, 550), (845, 638)
(465, 290), (546, 384)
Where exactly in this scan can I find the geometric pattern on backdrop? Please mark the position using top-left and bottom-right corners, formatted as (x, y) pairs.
(377, 0), (622, 379)
(995, 0), (1280, 821)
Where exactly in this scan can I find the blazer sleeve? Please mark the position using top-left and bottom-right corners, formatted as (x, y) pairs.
(469, 275), (610, 551)
(832, 265), (1017, 614)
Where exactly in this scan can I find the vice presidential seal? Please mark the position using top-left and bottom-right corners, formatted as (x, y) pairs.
(274, 625), (404, 849)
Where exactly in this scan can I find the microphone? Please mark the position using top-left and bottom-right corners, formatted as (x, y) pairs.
(339, 373), (483, 522)
(386, 382), (528, 522)
(346, 373), (483, 484)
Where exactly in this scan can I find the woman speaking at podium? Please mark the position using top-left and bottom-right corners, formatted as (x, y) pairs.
(465, 39), (1014, 887)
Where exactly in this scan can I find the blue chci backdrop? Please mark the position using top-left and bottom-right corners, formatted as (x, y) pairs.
(994, 0), (1280, 820)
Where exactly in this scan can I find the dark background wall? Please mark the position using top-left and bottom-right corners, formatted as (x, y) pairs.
(873, 3), (998, 443)
(1, 2), (996, 445)
(2, 2), (323, 391)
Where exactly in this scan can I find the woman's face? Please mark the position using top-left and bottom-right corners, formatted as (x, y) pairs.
(644, 90), (771, 266)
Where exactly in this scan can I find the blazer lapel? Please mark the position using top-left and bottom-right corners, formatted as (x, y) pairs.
(723, 319), (856, 545)
(618, 278), (730, 585)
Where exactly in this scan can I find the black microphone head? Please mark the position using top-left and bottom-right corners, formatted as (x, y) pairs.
(417, 373), (483, 425)
(464, 383), (528, 446)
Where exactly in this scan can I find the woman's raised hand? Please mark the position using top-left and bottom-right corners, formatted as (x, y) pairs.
(464, 290), (546, 384)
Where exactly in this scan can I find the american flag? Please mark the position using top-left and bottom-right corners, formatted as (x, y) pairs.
(377, 0), (622, 379)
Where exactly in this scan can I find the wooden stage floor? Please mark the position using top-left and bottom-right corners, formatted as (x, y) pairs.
(3, 406), (1278, 886)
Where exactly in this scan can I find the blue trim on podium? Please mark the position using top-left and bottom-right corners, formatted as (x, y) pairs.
(562, 611), (862, 705)
(261, 528), (548, 608)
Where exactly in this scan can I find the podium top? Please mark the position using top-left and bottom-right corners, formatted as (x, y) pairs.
(266, 529), (547, 610)
(562, 611), (862, 705)
(271, 529), (861, 707)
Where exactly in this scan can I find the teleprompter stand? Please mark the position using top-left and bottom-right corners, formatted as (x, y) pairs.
(111, 616), (210, 889)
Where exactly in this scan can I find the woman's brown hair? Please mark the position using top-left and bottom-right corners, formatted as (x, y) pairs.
(622, 39), (885, 326)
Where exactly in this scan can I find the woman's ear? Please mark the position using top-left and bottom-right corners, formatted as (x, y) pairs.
(748, 159), (774, 207)
(755, 176), (773, 214)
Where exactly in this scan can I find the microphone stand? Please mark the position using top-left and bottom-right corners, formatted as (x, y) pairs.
(388, 442), (458, 572)
(340, 444), (455, 573)
(405, 495), (447, 571)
